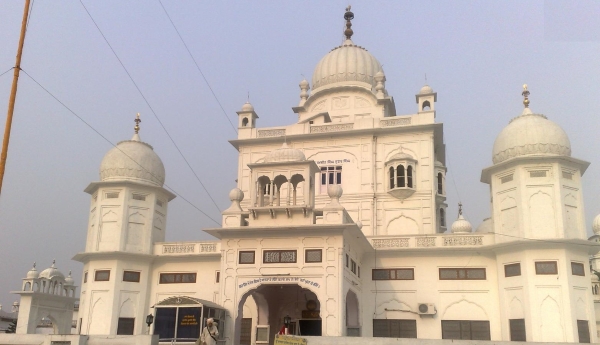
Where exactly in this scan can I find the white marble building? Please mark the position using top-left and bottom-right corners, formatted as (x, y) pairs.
(9, 8), (600, 345)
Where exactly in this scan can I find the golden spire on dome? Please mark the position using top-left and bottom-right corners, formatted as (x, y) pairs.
(522, 84), (530, 108)
(344, 6), (354, 39)
(134, 113), (141, 134)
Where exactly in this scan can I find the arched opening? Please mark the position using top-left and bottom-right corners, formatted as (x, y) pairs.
(422, 100), (431, 111)
(407, 166), (413, 188)
(290, 174), (305, 206)
(33, 282), (39, 292)
(346, 289), (360, 336)
(257, 176), (271, 207)
(235, 284), (321, 344)
(437, 172), (444, 194)
(273, 175), (289, 206)
(397, 165), (405, 187)
(242, 117), (249, 127)
(389, 167), (395, 189)
(24, 282), (31, 291)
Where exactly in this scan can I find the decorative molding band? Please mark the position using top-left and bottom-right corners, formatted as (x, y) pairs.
(200, 243), (217, 252)
(492, 144), (571, 164)
(372, 238), (409, 249)
(257, 129), (286, 138)
(416, 237), (436, 247)
(163, 244), (195, 254)
(313, 74), (374, 90)
(311, 123), (354, 133)
(380, 117), (411, 127)
(443, 236), (483, 246)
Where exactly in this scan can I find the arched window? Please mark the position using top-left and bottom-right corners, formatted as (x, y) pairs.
(24, 282), (31, 291)
(397, 165), (405, 188)
(440, 208), (446, 227)
(407, 166), (413, 188)
(389, 167), (395, 189)
(422, 100), (431, 111)
(242, 117), (249, 127)
(437, 173), (443, 194)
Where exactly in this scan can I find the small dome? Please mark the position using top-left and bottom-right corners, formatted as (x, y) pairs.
(492, 109), (571, 164)
(100, 135), (165, 187)
(435, 160), (444, 167)
(312, 39), (383, 91)
(229, 188), (244, 202)
(451, 214), (473, 233)
(264, 143), (306, 163)
(419, 84), (433, 94)
(476, 217), (493, 233)
(64, 271), (74, 286)
(593, 214), (600, 235)
(39, 261), (65, 280)
(389, 152), (414, 161)
(26, 263), (38, 279)
(241, 101), (254, 112)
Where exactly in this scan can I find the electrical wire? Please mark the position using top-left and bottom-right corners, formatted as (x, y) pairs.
(78, 0), (222, 214)
(0, 67), (14, 79)
(157, 0), (237, 133)
(25, 0), (35, 32)
(21, 69), (221, 226)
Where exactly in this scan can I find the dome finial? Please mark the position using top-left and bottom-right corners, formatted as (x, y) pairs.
(344, 6), (354, 40)
(458, 202), (463, 216)
(522, 84), (530, 108)
(134, 113), (141, 134)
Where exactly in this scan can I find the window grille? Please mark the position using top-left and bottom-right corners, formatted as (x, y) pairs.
(159, 273), (196, 284)
(117, 317), (135, 335)
(572, 262), (585, 276)
(305, 249), (322, 263)
(132, 194), (146, 201)
(442, 320), (490, 340)
(94, 270), (110, 281)
(239, 251), (255, 264)
(535, 261), (558, 275)
(105, 192), (119, 199)
(529, 170), (547, 178)
(578, 320), (590, 343)
(320, 166), (342, 192)
(562, 171), (573, 180)
(123, 271), (140, 282)
(439, 268), (486, 280)
(501, 175), (513, 183)
(372, 268), (414, 280)
(351, 260), (357, 274)
(504, 263), (521, 277)
(263, 250), (297, 263)
(509, 319), (526, 341)
(156, 199), (164, 207)
(373, 319), (417, 338)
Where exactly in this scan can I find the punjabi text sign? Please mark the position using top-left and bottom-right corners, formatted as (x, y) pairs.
(274, 334), (307, 345)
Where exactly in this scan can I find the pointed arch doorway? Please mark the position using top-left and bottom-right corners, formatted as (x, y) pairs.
(235, 284), (321, 344)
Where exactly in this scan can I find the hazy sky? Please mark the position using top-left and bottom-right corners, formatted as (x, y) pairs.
(0, 1), (599, 310)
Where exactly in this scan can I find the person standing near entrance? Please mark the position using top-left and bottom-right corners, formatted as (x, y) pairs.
(196, 318), (218, 345)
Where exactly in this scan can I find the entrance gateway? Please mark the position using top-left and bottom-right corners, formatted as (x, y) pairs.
(236, 283), (322, 344)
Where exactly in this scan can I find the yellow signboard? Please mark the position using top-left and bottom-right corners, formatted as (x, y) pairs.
(274, 334), (308, 345)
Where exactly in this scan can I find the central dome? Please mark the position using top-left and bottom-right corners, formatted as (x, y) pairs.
(100, 134), (165, 187)
(312, 39), (383, 91)
(492, 109), (571, 164)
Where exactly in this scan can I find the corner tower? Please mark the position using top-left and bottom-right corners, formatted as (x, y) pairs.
(74, 114), (175, 335)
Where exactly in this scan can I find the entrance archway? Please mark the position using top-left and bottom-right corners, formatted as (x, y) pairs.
(235, 284), (321, 344)
(345, 289), (360, 336)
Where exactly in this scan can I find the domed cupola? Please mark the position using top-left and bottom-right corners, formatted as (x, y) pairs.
(311, 7), (383, 93)
(39, 260), (65, 280)
(451, 203), (472, 234)
(264, 143), (306, 163)
(26, 262), (39, 279)
(492, 85), (571, 164)
(99, 113), (165, 187)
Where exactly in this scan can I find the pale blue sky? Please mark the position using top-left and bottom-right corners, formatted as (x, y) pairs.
(0, 1), (599, 309)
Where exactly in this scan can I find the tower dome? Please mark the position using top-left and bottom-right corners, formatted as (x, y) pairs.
(26, 263), (38, 279)
(99, 114), (165, 187)
(451, 203), (472, 233)
(264, 143), (306, 163)
(39, 261), (65, 280)
(311, 8), (383, 92)
(492, 86), (571, 164)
